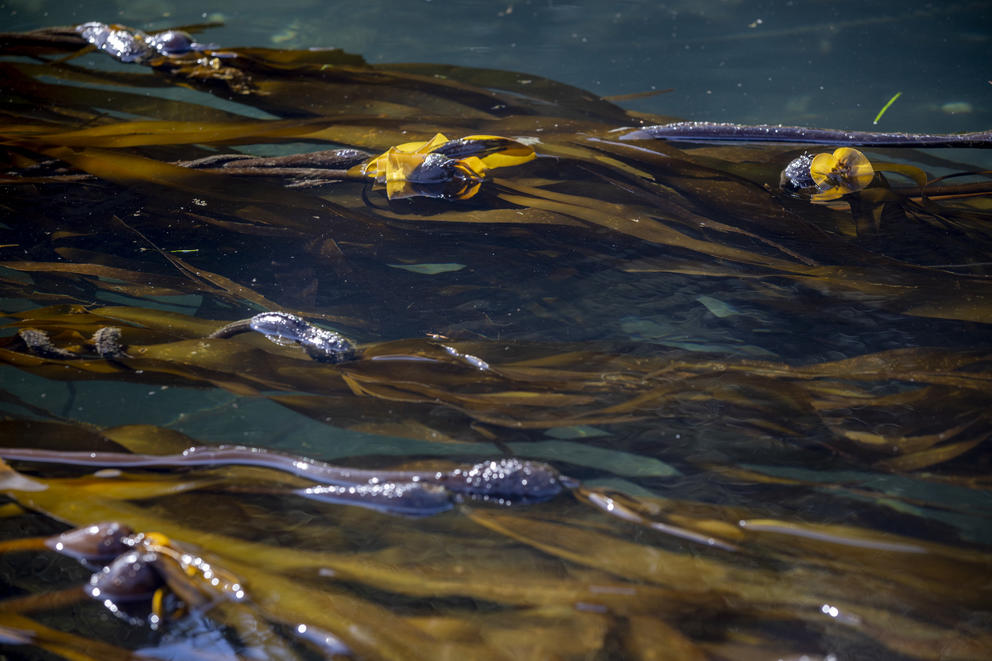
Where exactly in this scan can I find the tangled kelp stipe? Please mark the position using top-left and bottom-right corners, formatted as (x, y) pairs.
(1, 22), (991, 661)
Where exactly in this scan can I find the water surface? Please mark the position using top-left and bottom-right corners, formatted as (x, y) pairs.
(0, 2), (990, 659)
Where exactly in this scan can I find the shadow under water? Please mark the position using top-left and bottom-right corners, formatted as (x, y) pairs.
(0, 22), (990, 661)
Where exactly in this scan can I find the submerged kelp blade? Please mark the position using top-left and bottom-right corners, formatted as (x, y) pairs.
(1, 303), (990, 469)
(404, 606), (615, 660)
(0, 612), (141, 661)
(622, 615), (707, 661)
(1, 260), (196, 297)
(8, 118), (333, 148)
(493, 179), (812, 271)
(465, 509), (992, 659)
(101, 424), (201, 455)
(0, 420), (128, 453)
(0, 461), (720, 658)
(466, 508), (736, 590)
(875, 434), (989, 472)
(0, 473), (498, 659)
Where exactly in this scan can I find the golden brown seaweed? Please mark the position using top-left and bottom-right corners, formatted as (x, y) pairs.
(1, 21), (991, 661)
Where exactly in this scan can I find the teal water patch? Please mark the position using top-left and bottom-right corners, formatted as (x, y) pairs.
(36, 75), (279, 120)
(743, 463), (992, 544)
(0, 298), (37, 315)
(94, 291), (204, 313)
(743, 464), (992, 511)
(388, 263), (466, 275)
(619, 315), (777, 357)
(696, 295), (740, 318)
(176, 400), (679, 479)
(0, 365), (683, 479)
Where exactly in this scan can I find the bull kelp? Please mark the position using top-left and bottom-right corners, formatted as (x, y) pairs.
(1, 22), (991, 660)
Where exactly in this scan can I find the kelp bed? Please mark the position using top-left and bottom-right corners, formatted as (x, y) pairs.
(0, 23), (991, 661)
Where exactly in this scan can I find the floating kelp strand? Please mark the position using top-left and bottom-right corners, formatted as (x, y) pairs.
(437, 458), (577, 504)
(298, 482), (454, 516)
(737, 519), (928, 554)
(211, 313), (489, 369)
(75, 22), (212, 64)
(622, 122), (992, 147)
(578, 488), (739, 551)
(174, 147), (371, 187)
(0, 445), (427, 485)
(247, 312), (356, 363)
(367, 353), (445, 363)
(0, 26), (90, 53)
(441, 343), (491, 371)
(5, 448), (991, 659)
(209, 312), (358, 363)
(0, 446), (572, 505)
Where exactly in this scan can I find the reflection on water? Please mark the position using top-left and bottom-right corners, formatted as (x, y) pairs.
(0, 10), (991, 661)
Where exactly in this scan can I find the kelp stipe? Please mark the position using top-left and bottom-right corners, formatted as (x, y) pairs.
(622, 121), (992, 147)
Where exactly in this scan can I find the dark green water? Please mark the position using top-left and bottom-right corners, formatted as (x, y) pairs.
(4, 0), (991, 132)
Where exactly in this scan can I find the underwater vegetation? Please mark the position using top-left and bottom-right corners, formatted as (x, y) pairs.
(0, 21), (991, 660)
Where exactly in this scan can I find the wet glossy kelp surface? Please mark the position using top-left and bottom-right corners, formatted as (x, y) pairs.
(0, 23), (991, 660)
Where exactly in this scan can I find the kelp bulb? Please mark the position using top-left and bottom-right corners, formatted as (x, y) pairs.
(45, 522), (134, 561)
(780, 152), (815, 192)
(780, 147), (875, 201)
(809, 147), (874, 201)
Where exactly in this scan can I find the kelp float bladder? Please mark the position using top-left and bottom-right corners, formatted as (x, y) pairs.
(351, 133), (536, 200)
(781, 147), (875, 201)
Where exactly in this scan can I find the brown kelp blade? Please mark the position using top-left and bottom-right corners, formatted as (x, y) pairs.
(1, 304), (989, 470)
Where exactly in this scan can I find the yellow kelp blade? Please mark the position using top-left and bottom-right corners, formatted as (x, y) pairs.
(354, 133), (534, 199)
(359, 132), (450, 179)
(451, 135), (537, 168)
(449, 155), (487, 199)
(403, 132), (450, 154)
(383, 149), (427, 198)
(810, 147), (875, 201)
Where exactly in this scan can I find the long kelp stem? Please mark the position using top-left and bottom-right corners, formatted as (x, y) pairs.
(621, 122), (992, 147)
(0, 446), (573, 501)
